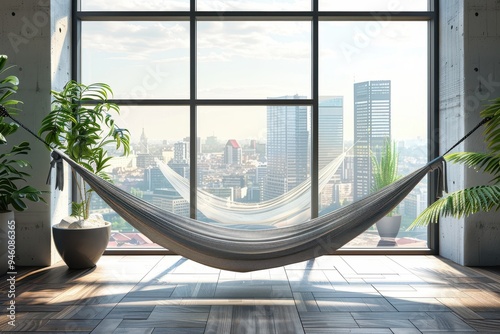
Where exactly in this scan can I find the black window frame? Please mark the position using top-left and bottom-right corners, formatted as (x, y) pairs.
(72, 0), (439, 255)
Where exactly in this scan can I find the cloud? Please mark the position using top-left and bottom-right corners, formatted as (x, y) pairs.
(82, 0), (188, 11)
(198, 21), (310, 61)
(197, 0), (309, 11)
(83, 22), (189, 60)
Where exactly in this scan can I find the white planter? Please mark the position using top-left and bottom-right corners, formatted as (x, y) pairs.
(376, 215), (401, 246)
(0, 211), (15, 276)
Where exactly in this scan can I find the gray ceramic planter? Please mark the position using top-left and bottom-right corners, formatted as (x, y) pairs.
(376, 215), (401, 238)
(376, 215), (401, 246)
(52, 221), (111, 269)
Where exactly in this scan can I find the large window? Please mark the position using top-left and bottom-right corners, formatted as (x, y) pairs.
(75, 0), (437, 251)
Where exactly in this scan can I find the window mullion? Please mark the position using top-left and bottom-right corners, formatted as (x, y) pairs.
(311, 0), (319, 219)
(190, 0), (197, 219)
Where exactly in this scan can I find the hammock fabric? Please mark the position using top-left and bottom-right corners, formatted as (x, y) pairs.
(157, 151), (347, 226)
(49, 148), (445, 272)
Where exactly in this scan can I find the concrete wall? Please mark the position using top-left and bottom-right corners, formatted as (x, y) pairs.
(439, 0), (500, 265)
(0, 0), (71, 266)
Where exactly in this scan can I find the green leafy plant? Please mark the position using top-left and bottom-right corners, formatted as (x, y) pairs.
(0, 55), (45, 212)
(410, 98), (500, 229)
(39, 80), (130, 220)
(371, 138), (401, 216)
(0, 55), (21, 145)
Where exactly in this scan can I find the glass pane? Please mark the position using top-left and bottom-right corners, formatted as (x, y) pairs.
(81, 0), (189, 11)
(320, 0), (428, 11)
(197, 21), (311, 99)
(318, 96), (345, 213)
(81, 22), (189, 99)
(196, 104), (311, 226)
(89, 106), (190, 249)
(319, 21), (428, 248)
(197, 0), (310, 11)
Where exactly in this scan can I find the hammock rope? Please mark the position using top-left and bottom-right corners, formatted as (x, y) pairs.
(0, 105), (491, 272)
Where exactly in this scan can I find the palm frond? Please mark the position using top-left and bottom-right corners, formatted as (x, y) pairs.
(409, 185), (500, 229)
(446, 152), (500, 181)
(482, 98), (500, 153)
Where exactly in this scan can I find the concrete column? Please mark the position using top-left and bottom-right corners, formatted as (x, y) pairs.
(439, 0), (500, 265)
(0, 0), (71, 266)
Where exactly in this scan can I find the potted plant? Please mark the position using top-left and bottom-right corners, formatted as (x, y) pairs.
(0, 55), (45, 275)
(410, 98), (500, 228)
(371, 138), (401, 246)
(39, 80), (130, 269)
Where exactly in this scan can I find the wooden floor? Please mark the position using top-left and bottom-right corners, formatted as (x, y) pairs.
(1, 255), (500, 333)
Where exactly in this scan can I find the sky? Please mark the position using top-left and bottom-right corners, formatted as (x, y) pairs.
(81, 0), (427, 12)
(80, 1), (429, 144)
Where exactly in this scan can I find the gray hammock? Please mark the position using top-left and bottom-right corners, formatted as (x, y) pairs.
(49, 148), (445, 272)
(3, 106), (486, 273)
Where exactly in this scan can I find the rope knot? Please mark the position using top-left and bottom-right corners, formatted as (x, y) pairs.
(47, 151), (65, 191)
(431, 158), (448, 197)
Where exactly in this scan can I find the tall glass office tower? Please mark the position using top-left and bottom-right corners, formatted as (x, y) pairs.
(353, 80), (391, 200)
(318, 96), (344, 209)
(319, 96), (344, 170)
(265, 95), (309, 201)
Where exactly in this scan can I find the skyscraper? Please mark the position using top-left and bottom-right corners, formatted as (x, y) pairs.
(224, 139), (242, 165)
(353, 80), (391, 200)
(265, 95), (309, 200)
(319, 96), (344, 208)
(170, 141), (190, 179)
(138, 128), (149, 154)
(174, 141), (189, 164)
(143, 167), (170, 191)
(319, 96), (344, 170)
(135, 128), (159, 168)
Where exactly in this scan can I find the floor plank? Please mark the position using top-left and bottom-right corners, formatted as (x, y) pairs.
(2, 255), (500, 333)
(410, 312), (476, 332)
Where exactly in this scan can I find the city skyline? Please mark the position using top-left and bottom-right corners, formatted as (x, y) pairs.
(83, 19), (428, 144)
(95, 79), (429, 245)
